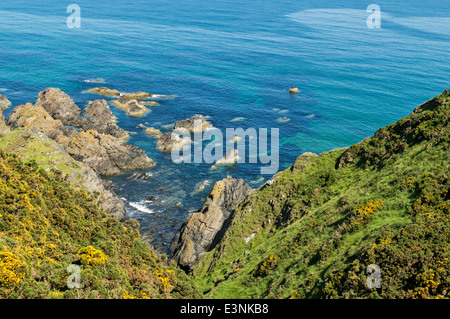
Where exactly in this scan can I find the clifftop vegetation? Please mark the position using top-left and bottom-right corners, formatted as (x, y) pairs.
(0, 151), (200, 299)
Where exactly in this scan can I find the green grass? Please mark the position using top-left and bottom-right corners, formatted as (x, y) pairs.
(192, 89), (450, 299)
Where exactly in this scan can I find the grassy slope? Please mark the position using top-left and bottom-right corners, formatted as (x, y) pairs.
(0, 128), (80, 176)
(0, 132), (201, 299)
(193, 90), (449, 299)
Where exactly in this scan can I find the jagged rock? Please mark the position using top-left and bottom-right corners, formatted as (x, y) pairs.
(58, 129), (154, 176)
(113, 98), (149, 117)
(156, 131), (191, 152)
(173, 115), (212, 133)
(7, 103), (65, 140)
(171, 176), (253, 271)
(82, 99), (128, 139)
(35, 88), (84, 126)
(0, 94), (11, 112)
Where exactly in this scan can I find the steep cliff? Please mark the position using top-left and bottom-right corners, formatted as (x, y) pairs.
(171, 176), (253, 271)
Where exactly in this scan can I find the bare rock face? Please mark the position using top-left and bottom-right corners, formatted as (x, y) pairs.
(7, 103), (65, 140)
(0, 94), (11, 136)
(0, 94), (11, 112)
(82, 99), (128, 139)
(171, 176), (253, 271)
(35, 88), (84, 126)
(70, 163), (127, 220)
(58, 130), (154, 176)
(0, 112), (9, 136)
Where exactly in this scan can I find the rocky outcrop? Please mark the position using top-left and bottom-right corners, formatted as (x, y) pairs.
(7, 103), (65, 140)
(82, 99), (128, 139)
(0, 94), (11, 112)
(58, 130), (154, 176)
(0, 128), (126, 219)
(173, 115), (212, 133)
(87, 87), (122, 97)
(113, 98), (149, 117)
(87, 87), (152, 99)
(35, 88), (84, 126)
(6, 89), (152, 176)
(289, 86), (299, 94)
(171, 176), (253, 271)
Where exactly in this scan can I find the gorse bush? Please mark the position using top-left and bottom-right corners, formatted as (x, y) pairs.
(78, 246), (107, 267)
(0, 151), (200, 299)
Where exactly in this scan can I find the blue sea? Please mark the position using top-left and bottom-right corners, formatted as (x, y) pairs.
(1, 0), (449, 252)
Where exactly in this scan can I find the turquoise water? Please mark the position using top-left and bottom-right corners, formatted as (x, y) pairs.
(1, 0), (449, 252)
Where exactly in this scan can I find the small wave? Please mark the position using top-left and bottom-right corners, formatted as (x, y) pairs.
(129, 201), (154, 214)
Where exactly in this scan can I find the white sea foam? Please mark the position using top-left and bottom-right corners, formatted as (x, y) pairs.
(129, 201), (154, 214)
(150, 94), (177, 99)
(83, 78), (106, 84)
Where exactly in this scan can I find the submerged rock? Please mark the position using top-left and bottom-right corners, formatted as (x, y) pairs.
(171, 176), (253, 271)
